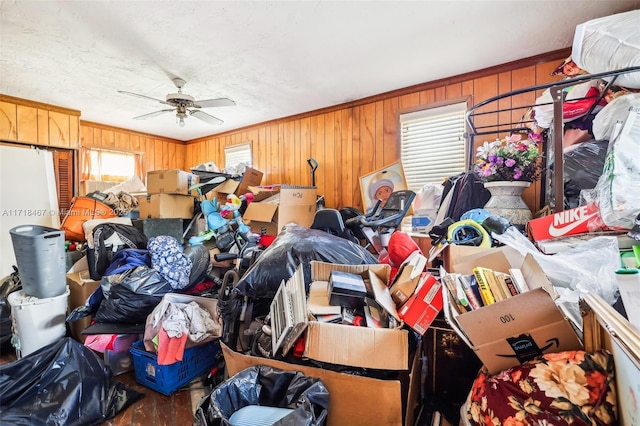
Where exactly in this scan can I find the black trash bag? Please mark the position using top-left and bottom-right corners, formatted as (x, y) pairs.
(94, 266), (173, 324)
(235, 224), (377, 299)
(184, 244), (211, 289)
(562, 139), (608, 209)
(0, 337), (144, 425)
(195, 365), (330, 426)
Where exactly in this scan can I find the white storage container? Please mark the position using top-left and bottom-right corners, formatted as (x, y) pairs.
(7, 287), (70, 358)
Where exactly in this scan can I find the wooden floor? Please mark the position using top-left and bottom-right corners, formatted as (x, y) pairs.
(102, 369), (205, 426)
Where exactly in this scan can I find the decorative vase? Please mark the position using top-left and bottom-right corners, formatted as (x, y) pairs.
(483, 181), (532, 226)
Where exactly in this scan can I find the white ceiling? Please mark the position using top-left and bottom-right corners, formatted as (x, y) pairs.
(1, 1), (639, 142)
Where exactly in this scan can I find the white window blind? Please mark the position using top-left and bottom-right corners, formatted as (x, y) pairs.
(225, 142), (253, 168)
(87, 148), (140, 182)
(400, 102), (467, 192)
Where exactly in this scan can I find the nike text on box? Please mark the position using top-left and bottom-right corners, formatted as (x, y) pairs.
(527, 203), (603, 242)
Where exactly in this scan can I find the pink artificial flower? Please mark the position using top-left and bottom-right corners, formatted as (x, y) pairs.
(513, 168), (522, 179)
(505, 158), (516, 167)
(529, 133), (543, 143)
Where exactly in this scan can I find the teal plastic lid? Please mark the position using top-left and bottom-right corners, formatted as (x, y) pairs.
(615, 268), (639, 275)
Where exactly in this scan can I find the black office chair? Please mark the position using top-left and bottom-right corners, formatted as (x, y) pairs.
(310, 208), (347, 238)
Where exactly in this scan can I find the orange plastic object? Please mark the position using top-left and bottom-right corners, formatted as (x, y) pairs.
(60, 197), (117, 241)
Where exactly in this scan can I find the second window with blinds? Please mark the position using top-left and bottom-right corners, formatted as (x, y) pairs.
(400, 101), (468, 232)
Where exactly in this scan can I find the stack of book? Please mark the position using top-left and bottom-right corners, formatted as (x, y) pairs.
(441, 267), (529, 314)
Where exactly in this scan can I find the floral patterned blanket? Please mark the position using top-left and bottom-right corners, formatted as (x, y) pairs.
(465, 350), (617, 426)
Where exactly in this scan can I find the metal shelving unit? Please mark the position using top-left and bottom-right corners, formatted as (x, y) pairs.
(465, 66), (640, 213)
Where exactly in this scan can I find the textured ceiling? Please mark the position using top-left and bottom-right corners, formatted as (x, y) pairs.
(1, 1), (639, 141)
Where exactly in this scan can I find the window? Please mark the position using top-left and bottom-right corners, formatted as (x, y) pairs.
(400, 102), (468, 192)
(224, 142), (252, 168)
(81, 148), (142, 183)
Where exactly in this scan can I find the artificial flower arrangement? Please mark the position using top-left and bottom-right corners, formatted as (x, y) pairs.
(474, 132), (543, 182)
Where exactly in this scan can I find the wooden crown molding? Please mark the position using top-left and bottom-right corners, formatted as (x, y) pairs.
(80, 120), (182, 143)
(0, 94), (81, 116)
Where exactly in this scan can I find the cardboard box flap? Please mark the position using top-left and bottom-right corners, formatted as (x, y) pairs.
(445, 245), (524, 273)
(278, 204), (316, 229)
(307, 281), (342, 315)
(310, 261), (390, 283)
(368, 269), (401, 322)
(520, 253), (556, 296)
(214, 167), (264, 196)
(279, 185), (317, 206)
(248, 185), (280, 202)
(243, 202), (278, 223)
(392, 252), (427, 286)
(213, 178), (240, 195)
(304, 321), (408, 370)
(440, 277), (475, 348)
(456, 287), (566, 346)
(453, 250), (512, 276)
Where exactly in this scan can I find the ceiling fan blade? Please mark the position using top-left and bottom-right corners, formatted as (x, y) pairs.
(192, 98), (236, 108)
(133, 109), (175, 120)
(190, 109), (223, 125)
(118, 90), (172, 106)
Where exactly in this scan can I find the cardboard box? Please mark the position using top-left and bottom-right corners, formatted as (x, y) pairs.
(66, 270), (101, 343)
(243, 186), (317, 236)
(441, 246), (583, 374)
(527, 203), (603, 242)
(303, 261), (408, 370)
(390, 252), (428, 306)
(137, 194), (194, 219)
(211, 167), (264, 202)
(397, 272), (443, 336)
(222, 342), (421, 426)
(147, 169), (199, 196)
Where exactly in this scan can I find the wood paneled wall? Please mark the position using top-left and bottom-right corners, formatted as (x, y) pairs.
(79, 121), (185, 181)
(0, 94), (80, 149)
(185, 50), (569, 212)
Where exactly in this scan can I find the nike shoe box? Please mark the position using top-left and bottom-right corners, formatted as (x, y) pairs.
(526, 203), (605, 242)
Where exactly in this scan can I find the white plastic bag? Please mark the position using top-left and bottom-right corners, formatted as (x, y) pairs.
(594, 107), (640, 229)
(493, 227), (620, 325)
(413, 184), (442, 214)
(592, 93), (640, 141)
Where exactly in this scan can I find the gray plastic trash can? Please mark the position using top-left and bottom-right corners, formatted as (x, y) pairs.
(10, 225), (66, 298)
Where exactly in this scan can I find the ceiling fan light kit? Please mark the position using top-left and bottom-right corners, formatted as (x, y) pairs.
(119, 77), (235, 127)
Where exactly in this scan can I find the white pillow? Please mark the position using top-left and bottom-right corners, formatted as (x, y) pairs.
(103, 175), (147, 195)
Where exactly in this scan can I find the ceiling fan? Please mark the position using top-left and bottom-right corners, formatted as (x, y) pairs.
(118, 77), (235, 127)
